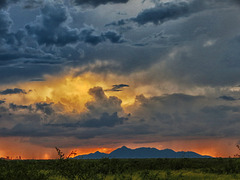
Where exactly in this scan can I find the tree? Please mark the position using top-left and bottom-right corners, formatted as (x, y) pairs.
(55, 147), (77, 159)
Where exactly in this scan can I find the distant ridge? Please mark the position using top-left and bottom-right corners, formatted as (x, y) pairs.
(74, 146), (212, 159)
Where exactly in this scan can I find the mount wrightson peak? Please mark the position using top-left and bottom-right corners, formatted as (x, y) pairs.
(74, 146), (212, 159)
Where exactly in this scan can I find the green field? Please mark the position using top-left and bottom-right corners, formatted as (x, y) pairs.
(1, 158), (240, 180)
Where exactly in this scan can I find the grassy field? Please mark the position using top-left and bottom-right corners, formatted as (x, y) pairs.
(1, 158), (240, 180)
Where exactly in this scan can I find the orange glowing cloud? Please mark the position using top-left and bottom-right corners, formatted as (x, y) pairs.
(1, 69), (239, 160)
(1, 71), (139, 114)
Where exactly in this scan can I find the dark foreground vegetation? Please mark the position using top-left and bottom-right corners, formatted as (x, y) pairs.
(1, 158), (240, 180)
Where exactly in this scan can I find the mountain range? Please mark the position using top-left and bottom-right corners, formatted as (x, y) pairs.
(74, 146), (212, 159)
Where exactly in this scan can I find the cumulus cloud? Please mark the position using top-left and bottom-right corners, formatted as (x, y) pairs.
(0, 86), (129, 140)
(25, 3), (125, 46)
(86, 86), (123, 116)
(0, 10), (12, 36)
(1, 89), (240, 144)
(102, 30), (125, 43)
(25, 2), (79, 46)
(84, 87), (124, 119)
(0, 0), (126, 84)
(129, 93), (240, 137)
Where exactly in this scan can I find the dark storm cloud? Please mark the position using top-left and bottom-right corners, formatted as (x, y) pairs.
(79, 27), (102, 45)
(0, 0), (8, 8)
(109, 0), (204, 26)
(81, 112), (127, 127)
(2, 0), (130, 9)
(80, 27), (125, 45)
(219, 96), (238, 101)
(25, 2), (125, 46)
(2, 0), (240, 145)
(25, 3), (79, 46)
(36, 102), (54, 115)
(133, 1), (191, 25)
(0, 92), (128, 139)
(0, 50), (57, 63)
(73, 0), (129, 7)
(0, 0), (127, 84)
(130, 93), (240, 137)
(58, 112), (128, 128)
(0, 8), (61, 66)
(0, 100), (5, 104)
(0, 10), (16, 46)
(0, 122), (70, 137)
(2, 91), (240, 141)
(22, 0), (43, 9)
(105, 19), (127, 27)
(201, 105), (240, 114)
(0, 0), (43, 9)
(102, 30), (125, 43)
(30, 78), (45, 82)
(0, 10), (12, 35)
(0, 88), (27, 95)
(0, 65), (63, 84)
(4, 101), (54, 115)
(86, 86), (123, 116)
(135, 93), (204, 105)
(105, 84), (129, 91)
(0, 120), (108, 139)
(9, 103), (32, 111)
(0, 0), (18, 9)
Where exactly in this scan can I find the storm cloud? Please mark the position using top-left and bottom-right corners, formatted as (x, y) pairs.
(9, 103), (32, 111)
(219, 96), (238, 101)
(25, 3), (79, 46)
(133, 1), (193, 25)
(80, 112), (127, 127)
(79, 27), (125, 45)
(73, 0), (129, 7)
(0, 88), (27, 95)
(1, 0), (240, 157)
(35, 102), (54, 115)
(86, 86), (124, 116)
(105, 84), (129, 91)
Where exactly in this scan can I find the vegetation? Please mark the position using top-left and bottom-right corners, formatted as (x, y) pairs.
(55, 147), (77, 160)
(1, 158), (240, 179)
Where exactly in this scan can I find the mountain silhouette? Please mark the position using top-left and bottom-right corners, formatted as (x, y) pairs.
(74, 146), (212, 159)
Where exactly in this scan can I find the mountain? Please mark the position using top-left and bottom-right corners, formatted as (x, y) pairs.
(74, 146), (212, 159)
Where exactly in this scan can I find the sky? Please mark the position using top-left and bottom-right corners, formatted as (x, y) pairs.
(1, 0), (240, 159)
